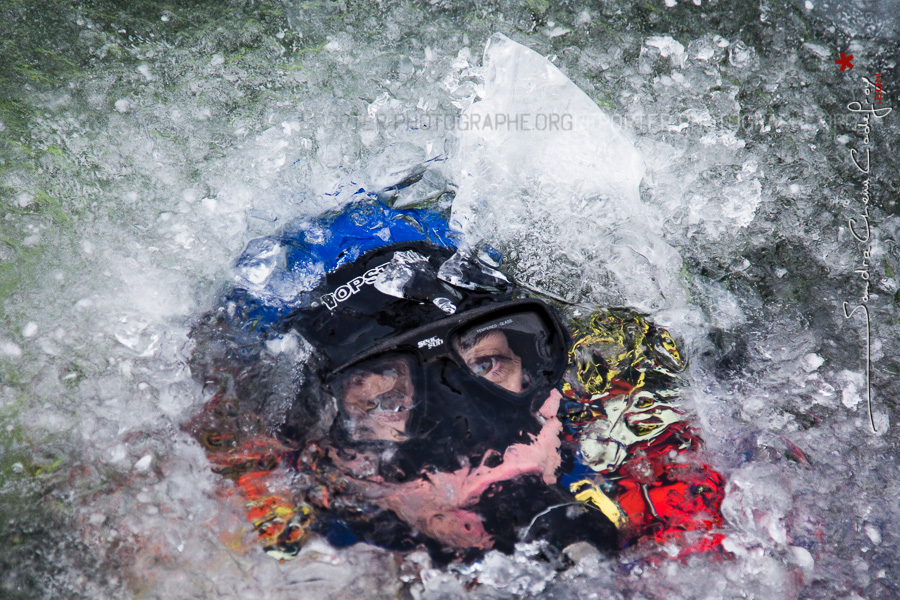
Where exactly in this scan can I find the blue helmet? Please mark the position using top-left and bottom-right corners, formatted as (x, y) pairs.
(227, 195), (460, 333)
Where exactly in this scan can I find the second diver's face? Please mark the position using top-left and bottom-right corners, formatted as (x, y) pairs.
(339, 357), (415, 442)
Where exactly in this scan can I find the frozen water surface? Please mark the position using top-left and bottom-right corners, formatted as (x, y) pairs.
(1, 0), (899, 599)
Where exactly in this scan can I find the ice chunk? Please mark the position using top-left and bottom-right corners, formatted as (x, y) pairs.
(476, 551), (553, 595)
(837, 370), (865, 410)
(374, 250), (465, 307)
(453, 34), (644, 229)
(233, 237), (284, 289)
(451, 35), (684, 313)
(114, 320), (149, 351)
(365, 143), (429, 193)
(864, 524), (881, 545)
(476, 244), (502, 267)
(14, 192), (33, 208)
(134, 455), (153, 472)
(800, 353), (824, 372)
(432, 297), (457, 314)
(0, 339), (23, 358)
(728, 41), (756, 67)
(264, 331), (308, 361)
(544, 25), (570, 38)
(437, 249), (510, 292)
(646, 36), (686, 67)
(788, 546), (814, 578)
(802, 42), (830, 60)
(373, 255), (422, 299)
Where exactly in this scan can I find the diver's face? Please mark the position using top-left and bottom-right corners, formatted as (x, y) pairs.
(337, 330), (530, 443)
(456, 330), (525, 394)
(339, 358), (414, 442)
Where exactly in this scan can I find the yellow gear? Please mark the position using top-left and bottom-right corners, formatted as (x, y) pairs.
(564, 311), (685, 397)
(569, 479), (627, 529)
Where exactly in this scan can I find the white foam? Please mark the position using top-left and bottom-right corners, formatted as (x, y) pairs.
(0, 339), (23, 358)
(134, 455), (153, 472)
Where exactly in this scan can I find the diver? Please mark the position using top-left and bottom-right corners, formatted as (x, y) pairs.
(188, 198), (725, 562)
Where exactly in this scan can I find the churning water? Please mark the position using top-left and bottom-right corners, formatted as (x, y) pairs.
(1, 0), (898, 598)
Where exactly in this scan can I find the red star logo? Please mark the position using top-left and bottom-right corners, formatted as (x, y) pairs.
(835, 52), (854, 71)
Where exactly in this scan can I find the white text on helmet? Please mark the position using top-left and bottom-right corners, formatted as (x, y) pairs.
(321, 264), (388, 310)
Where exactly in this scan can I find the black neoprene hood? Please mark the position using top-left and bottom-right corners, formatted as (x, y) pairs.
(286, 240), (574, 483)
(290, 241), (519, 371)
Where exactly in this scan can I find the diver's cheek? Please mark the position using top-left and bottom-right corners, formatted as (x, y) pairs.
(368, 412), (410, 442)
(534, 390), (563, 483)
(370, 478), (494, 549)
(424, 510), (493, 549)
(486, 396), (562, 489)
(537, 389), (562, 421)
(496, 369), (523, 393)
(349, 411), (410, 442)
(535, 411), (562, 484)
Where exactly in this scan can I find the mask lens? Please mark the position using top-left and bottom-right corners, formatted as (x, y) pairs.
(451, 310), (559, 395)
(332, 355), (416, 442)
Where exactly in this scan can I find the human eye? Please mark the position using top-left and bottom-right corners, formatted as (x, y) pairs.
(469, 354), (512, 378)
(372, 389), (409, 413)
